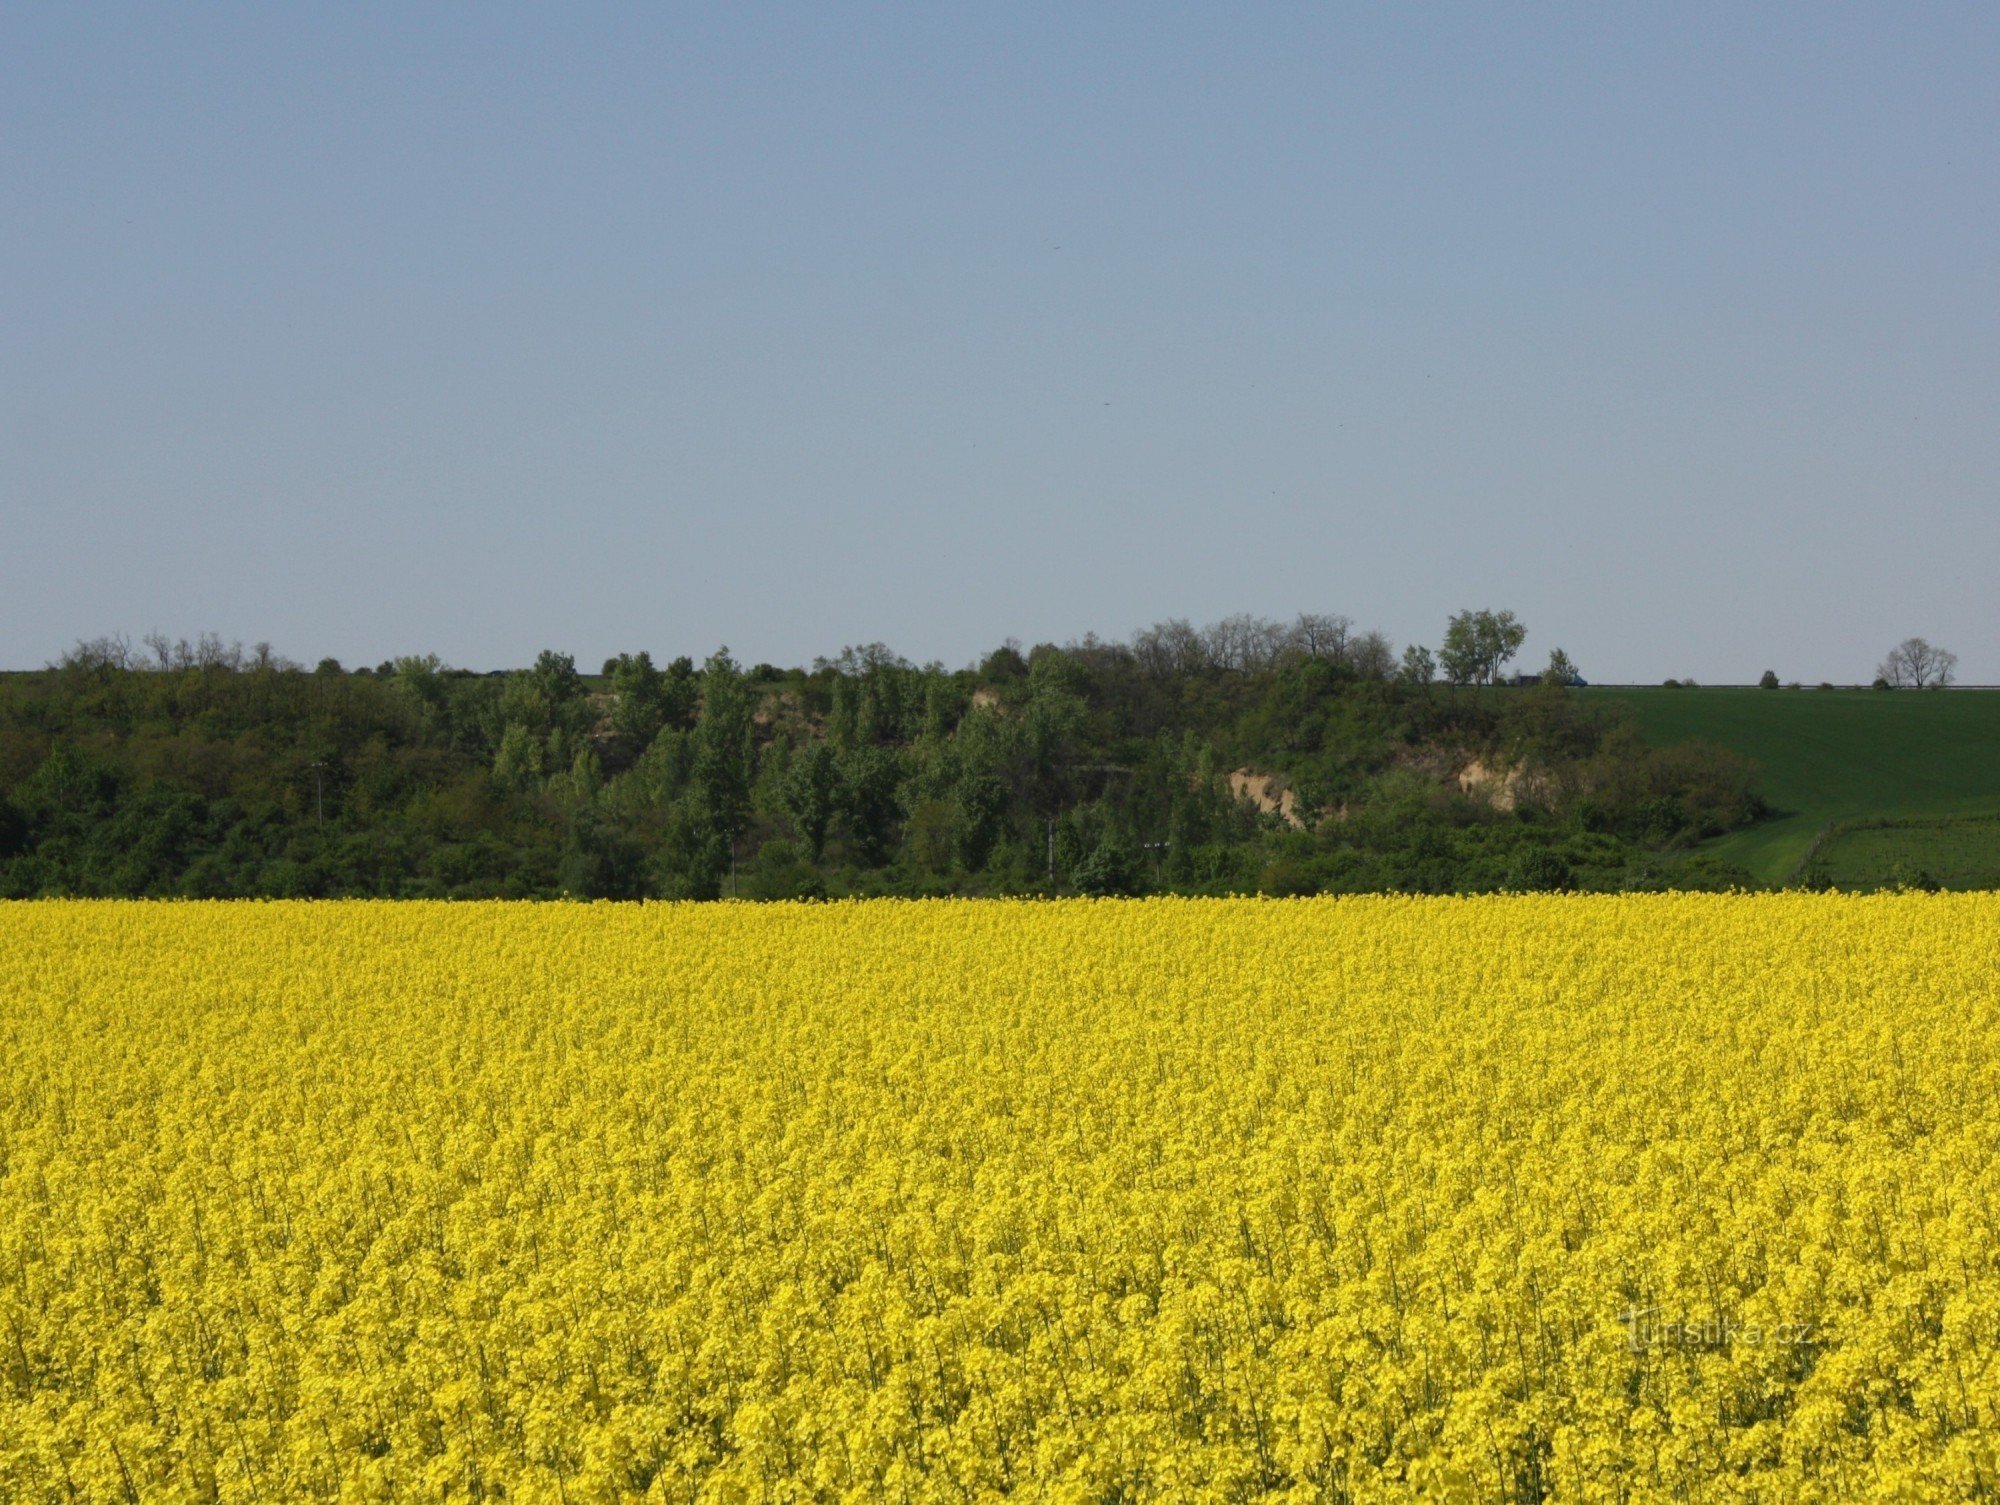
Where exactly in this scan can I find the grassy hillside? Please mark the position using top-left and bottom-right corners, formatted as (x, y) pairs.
(1590, 687), (2000, 883)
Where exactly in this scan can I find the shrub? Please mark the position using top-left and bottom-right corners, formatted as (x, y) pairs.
(1506, 848), (1575, 892)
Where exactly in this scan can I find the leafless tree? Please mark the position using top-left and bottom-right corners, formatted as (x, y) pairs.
(1202, 613), (1284, 672)
(1286, 612), (1353, 663)
(1253, 617), (1292, 669)
(195, 634), (242, 671)
(1877, 637), (1958, 689)
(1130, 611), (1391, 677)
(137, 632), (246, 672)
(1131, 618), (1211, 677)
(1349, 630), (1397, 681)
(1128, 621), (1173, 677)
(53, 634), (136, 671)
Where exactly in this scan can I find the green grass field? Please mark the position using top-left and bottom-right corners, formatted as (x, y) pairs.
(1589, 687), (2000, 885)
(1812, 816), (2000, 891)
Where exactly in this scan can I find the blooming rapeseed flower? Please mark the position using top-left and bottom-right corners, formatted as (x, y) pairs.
(1, 895), (1995, 1500)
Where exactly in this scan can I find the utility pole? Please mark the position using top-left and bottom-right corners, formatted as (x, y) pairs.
(1142, 840), (1170, 887)
(1046, 816), (1055, 886)
(309, 761), (327, 829)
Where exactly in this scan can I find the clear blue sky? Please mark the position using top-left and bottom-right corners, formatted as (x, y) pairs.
(5, 4), (1995, 680)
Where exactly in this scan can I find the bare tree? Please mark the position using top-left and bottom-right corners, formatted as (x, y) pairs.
(1286, 613), (1353, 663)
(1130, 618), (1210, 677)
(54, 635), (136, 671)
(1199, 617), (1242, 672)
(1129, 611), (1394, 678)
(1349, 630), (1397, 681)
(194, 633), (243, 671)
(1877, 638), (1958, 689)
(1202, 613), (1287, 672)
(1249, 616), (1290, 670)
(134, 632), (247, 672)
(1128, 622), (1172, 677)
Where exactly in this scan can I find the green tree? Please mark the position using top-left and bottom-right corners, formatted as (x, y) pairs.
(902, 799), (958, 876)
(1507, 846), (1575, 892)
(690, 649), (754, 872)
(607, 651), (667, 751)
(954, 772), (1009, 872)
(841, 746), (903, 867)
(559, 810), (648, 898)
(530, 650), (583, 707)
(659, 656), (700, 731)
(1440, 610), (1527, 686)
(21, 745), (122, 820)
(1073, 832), (1142, 895)
(979, 641), (1029, 682)
(1021, 651), (1088, 820)
(827, 675), (859, 751)
(781, 742), (842, 863)
(746, 837), (824, 899)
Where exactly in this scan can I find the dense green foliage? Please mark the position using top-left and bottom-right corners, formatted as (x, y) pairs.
(1595, 686), (2000, 883)
(0, 629), (1770, 899)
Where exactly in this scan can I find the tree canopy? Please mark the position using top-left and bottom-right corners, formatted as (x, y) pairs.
(2, 613), (1768, 899)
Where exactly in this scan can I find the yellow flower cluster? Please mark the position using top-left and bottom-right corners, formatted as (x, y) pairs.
(3, 896), (1998, 1501)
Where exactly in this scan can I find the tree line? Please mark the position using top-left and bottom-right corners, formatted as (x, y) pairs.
(0, 612), (1766, 900)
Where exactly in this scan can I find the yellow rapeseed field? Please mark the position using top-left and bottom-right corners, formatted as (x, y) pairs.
(2, 896), (1998, 1502)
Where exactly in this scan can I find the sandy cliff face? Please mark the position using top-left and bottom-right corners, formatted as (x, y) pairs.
(1455, 757), (1556, 811)
(1229, 768), (1306, 829)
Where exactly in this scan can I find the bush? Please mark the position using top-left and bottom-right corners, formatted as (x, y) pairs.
(559, 813), (649, 899)
(1758, 670), (1779, 689)
(1257, 856), (1318, 896)
(1073, 837), (1143, 897)
(1507, 848), (1575, 892)
(746, 839), (825, 900)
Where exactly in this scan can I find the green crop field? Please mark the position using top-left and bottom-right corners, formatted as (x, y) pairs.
(1588, 687), (2000, 885)
(1811, 815), (2000, 891)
